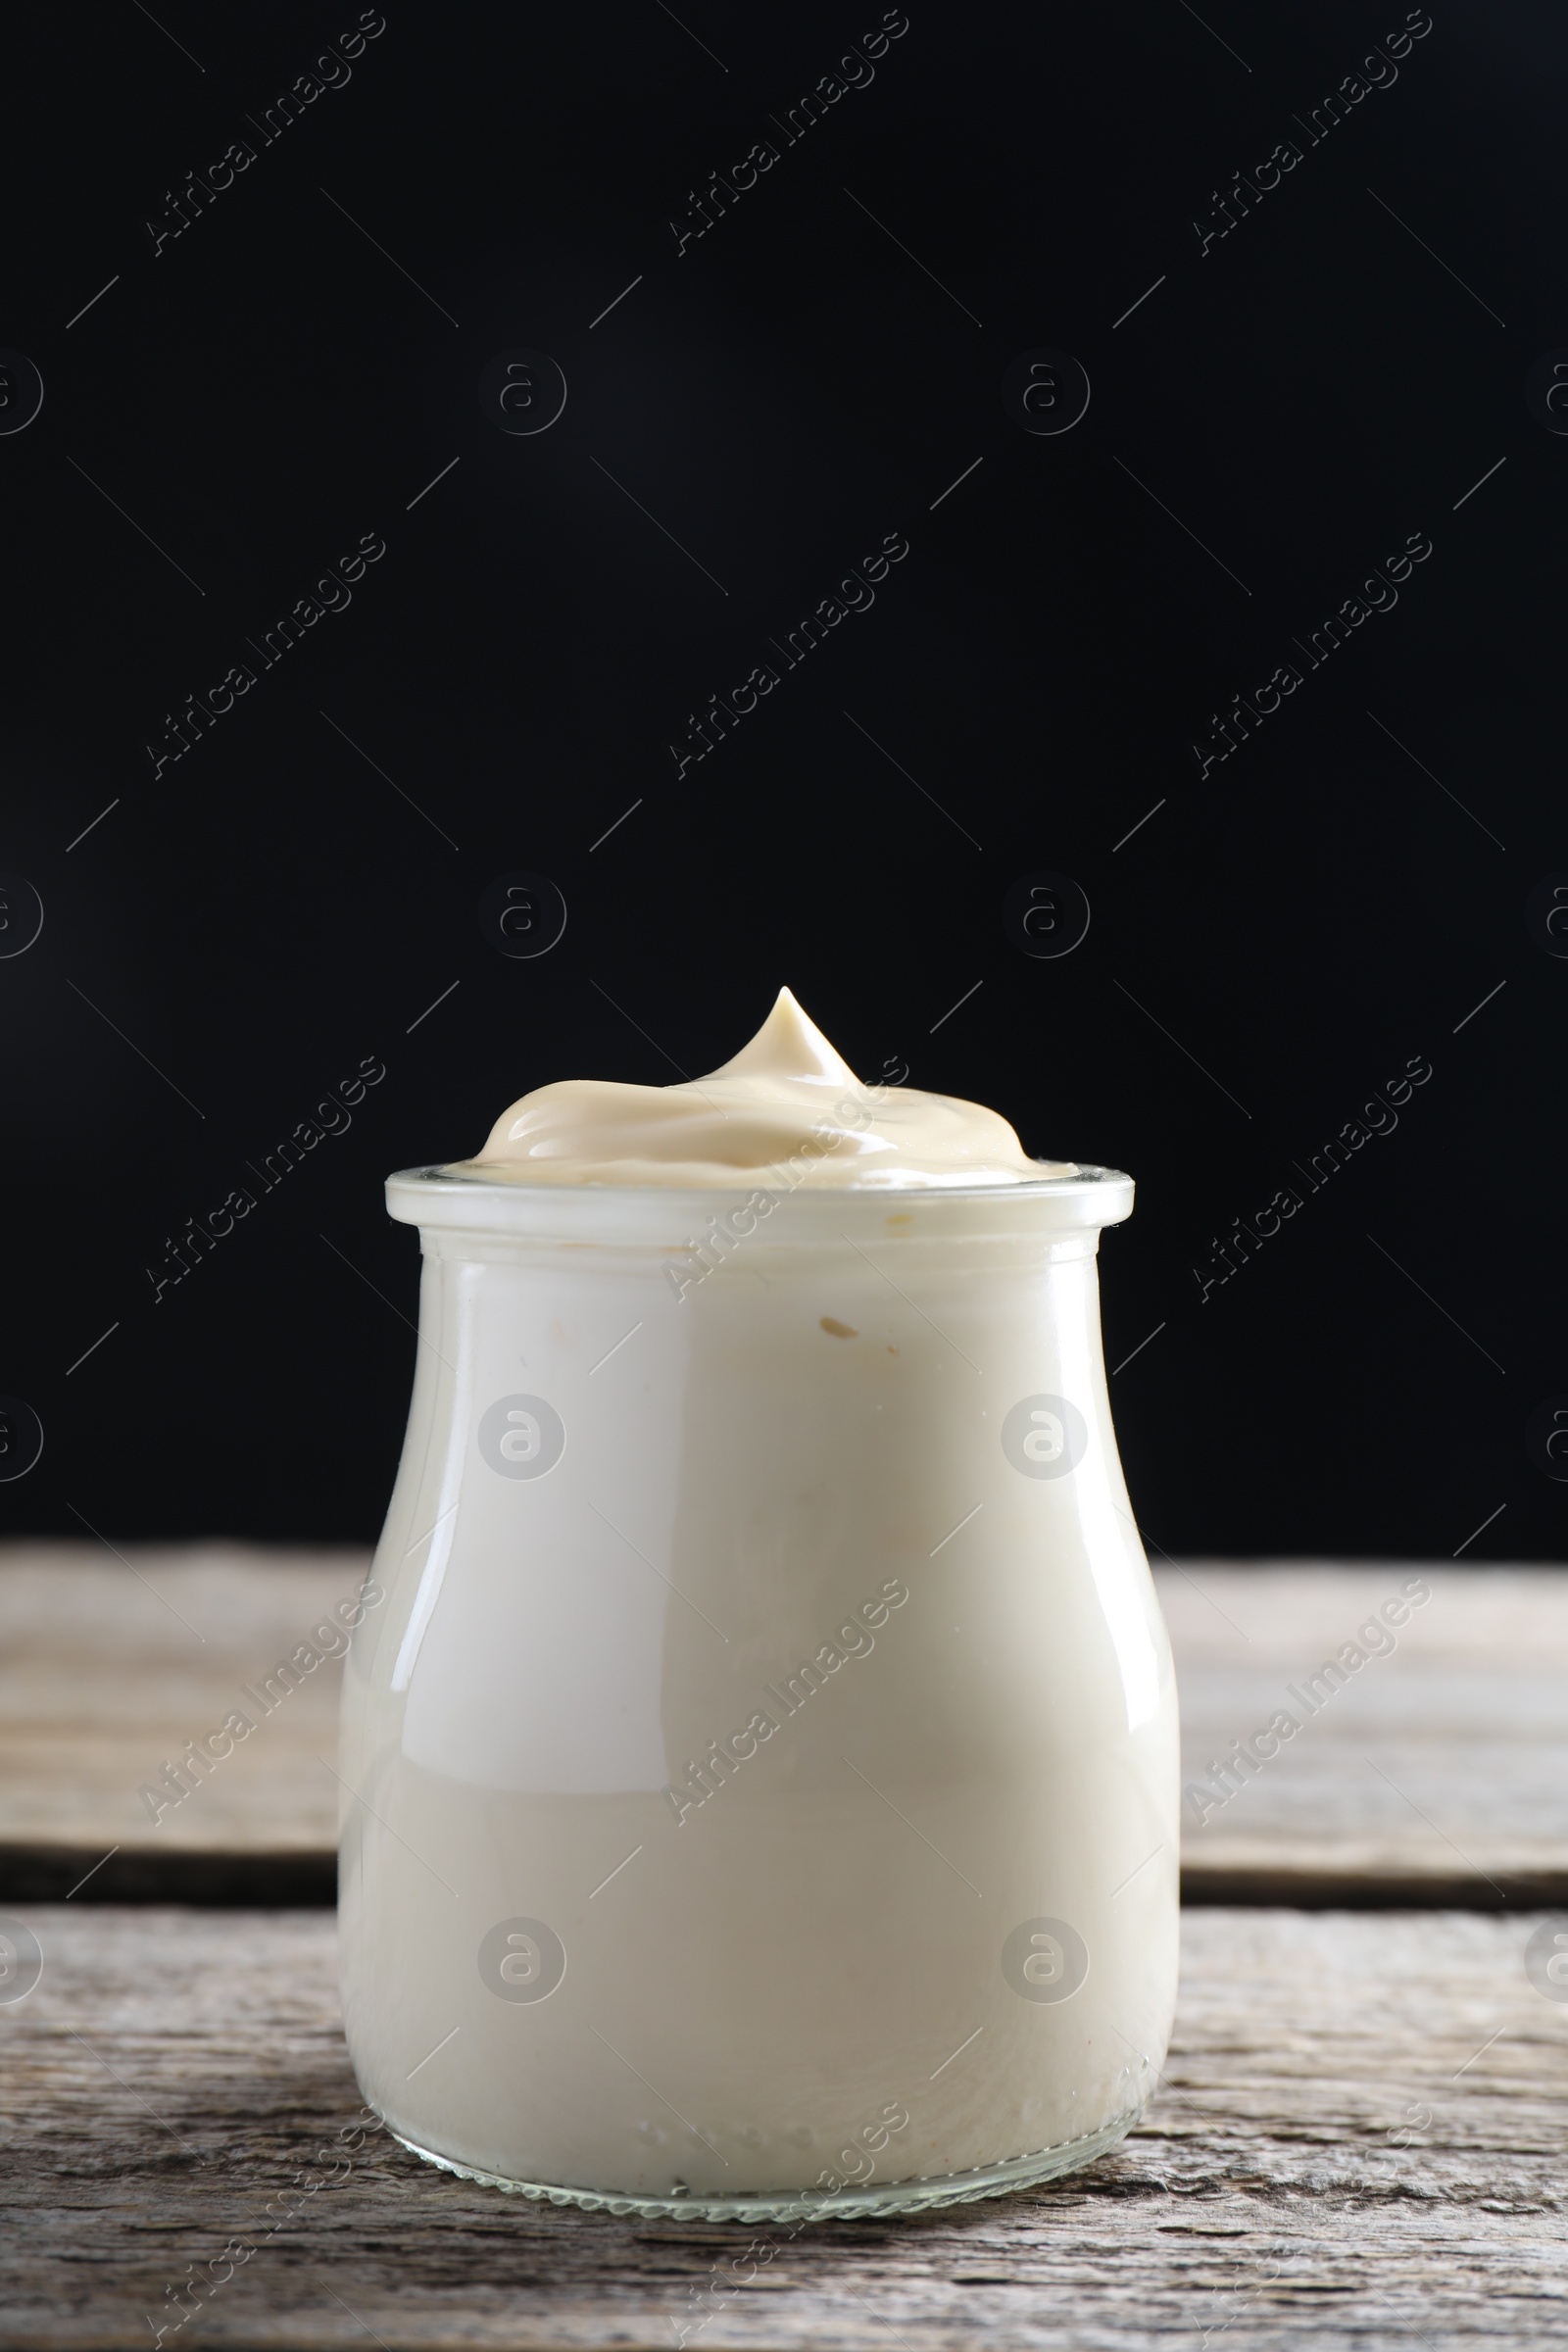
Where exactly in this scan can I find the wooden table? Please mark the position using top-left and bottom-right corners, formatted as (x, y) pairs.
(3, 1548), (1565, 2348)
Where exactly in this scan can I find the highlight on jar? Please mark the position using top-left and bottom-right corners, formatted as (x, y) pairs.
(338, 989), (1178, 2222)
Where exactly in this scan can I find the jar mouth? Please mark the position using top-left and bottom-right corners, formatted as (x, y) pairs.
(385, 1164), (1134, 1241)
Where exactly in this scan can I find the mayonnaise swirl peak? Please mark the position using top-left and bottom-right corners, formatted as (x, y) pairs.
(459, 988), (1073, 1189)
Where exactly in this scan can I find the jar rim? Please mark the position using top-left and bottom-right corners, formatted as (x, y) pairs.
(385, 1163), (1134, 1240)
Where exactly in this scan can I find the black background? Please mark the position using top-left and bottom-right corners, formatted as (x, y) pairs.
(3, 0), (1563, 1558)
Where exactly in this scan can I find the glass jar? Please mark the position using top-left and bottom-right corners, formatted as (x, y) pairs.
(339, 1164), (1178, 2221)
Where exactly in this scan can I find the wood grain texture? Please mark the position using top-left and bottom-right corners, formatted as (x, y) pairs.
(2, 1905), (1566, 2349)
(1166, 1565), (1568, 1902)
(2, 1550), (1564, 1899)
(0, 1545), (362, 1894)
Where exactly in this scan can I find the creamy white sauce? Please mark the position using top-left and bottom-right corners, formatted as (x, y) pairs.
(460, 988), (1073, 1189)
(338, 997), (1175, 2212)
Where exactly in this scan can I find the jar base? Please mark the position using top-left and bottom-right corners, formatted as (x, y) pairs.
(387, 2104), (1144, 2223)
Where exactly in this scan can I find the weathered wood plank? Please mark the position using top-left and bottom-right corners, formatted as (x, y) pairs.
(0, 1546), (360, 1894)
(1166, 1565), (1568, 1901)
(2, 1550), (1564, 1900)
(1, 1905), (1565, 2348)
